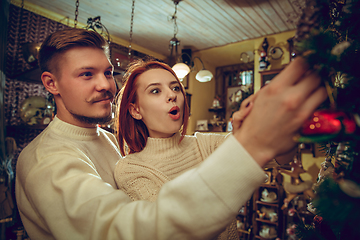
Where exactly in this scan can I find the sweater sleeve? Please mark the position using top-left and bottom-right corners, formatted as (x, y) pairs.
(194, 132), (230, 160)
(114, 159), (170, 202)
(16, 135), (265, 240)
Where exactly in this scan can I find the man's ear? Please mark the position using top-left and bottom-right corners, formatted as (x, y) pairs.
(129, 103), (142, 120)
(41, 71), (59, 95)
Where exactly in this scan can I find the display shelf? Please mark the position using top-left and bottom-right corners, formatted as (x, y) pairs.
(253, 183), (285, 240)
(255, 218), (279, 226)
(237, 198), (253, 239)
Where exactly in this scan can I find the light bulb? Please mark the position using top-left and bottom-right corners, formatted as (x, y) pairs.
(172, 63), (190, 79)
(196, 70), (213, 82)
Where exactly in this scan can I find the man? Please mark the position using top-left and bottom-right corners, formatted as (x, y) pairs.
(15, 28), (327, 240)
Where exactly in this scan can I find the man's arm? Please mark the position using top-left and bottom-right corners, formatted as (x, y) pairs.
(16, 136), (265, 240)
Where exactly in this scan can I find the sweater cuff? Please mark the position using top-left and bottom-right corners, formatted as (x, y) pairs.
(197, 134), (266, 212)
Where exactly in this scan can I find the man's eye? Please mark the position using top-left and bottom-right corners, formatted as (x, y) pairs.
(105, 71), (113, 77)
(80, 72), (92, 77)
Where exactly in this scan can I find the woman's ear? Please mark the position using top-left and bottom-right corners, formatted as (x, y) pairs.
(41, 71), (59, 95)
(129, 103), (142, 120)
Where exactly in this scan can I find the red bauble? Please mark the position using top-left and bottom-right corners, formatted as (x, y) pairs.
(301, 109), (356, 136)
(312, 215), (337, 240)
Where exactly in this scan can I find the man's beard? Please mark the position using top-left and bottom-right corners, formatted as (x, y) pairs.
(71, 112), (113, 125)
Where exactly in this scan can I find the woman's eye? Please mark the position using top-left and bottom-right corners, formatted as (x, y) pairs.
(172, 85), (181, 92)
(151, 89), (159, 94)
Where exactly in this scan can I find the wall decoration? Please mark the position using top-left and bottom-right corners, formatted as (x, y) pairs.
(226, 85), (252, 121)
(195, 120), (208, 131)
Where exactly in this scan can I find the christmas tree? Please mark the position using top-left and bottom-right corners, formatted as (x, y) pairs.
(288, 0), (360, 239)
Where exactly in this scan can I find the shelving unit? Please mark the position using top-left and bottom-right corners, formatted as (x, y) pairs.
(253, 183), (285, 240)
(237, 198), (253, 240)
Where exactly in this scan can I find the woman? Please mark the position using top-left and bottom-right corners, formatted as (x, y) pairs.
(114, 59), (252, 239)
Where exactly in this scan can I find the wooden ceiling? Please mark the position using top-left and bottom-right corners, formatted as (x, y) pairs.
(11, 0), (306, 66)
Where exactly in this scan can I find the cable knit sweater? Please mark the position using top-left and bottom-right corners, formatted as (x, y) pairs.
(115, 132), (239, 239)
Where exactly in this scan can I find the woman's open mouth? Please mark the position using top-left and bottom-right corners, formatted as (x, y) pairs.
(169, 106), (181, 120)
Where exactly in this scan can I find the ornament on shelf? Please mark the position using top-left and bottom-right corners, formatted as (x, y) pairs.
(279, 155), (315, 210)
(316, 157), (334, 186)
(259, 38), (270, 70)
(259, 50), (269, 70)
(334, 141), (353, 180)
(308, 155), (335, 214)
(19, 96), (54, 125)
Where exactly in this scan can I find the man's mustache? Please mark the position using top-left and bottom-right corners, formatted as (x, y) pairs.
(86, 91), (114, 103)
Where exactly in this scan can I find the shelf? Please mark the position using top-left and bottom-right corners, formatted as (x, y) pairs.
(255, 218), (278, 226)
(254, 181), (285, 240)
(208, 107), (225, 112)
(237, 228), (251, 235)
(255, 235), (278, 240)
(260, 184), (278, 189)
(256, 200), (279, 207)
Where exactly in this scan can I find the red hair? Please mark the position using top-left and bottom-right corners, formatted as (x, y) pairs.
(114, 59), (190, 156)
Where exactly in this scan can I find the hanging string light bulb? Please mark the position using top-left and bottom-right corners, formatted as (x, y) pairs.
(169, 0), (190, 80)
(169, 0), (212, 82)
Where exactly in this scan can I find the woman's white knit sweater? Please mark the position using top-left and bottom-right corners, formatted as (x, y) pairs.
(115, 132), (240, 239)
(115, 132), (227, 201)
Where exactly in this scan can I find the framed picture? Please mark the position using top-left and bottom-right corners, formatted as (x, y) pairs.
(181, 74), (189, 89)
(260, 69), (281, 88)
(196, 120), (208, 131)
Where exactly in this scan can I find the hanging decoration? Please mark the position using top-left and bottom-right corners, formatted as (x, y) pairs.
(169, 0), (181, 64)
(74, 0), (79, 28)
(259, 38), (270, 70)
(128, 0), (135, 60)
(85, 16), (110, 43)
(169, 0), (213, 82)
(17, 0), (41, 67)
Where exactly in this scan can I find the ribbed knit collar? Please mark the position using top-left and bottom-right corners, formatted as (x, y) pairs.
(49, 116), (100, 140)
(139, 132), (183, 156)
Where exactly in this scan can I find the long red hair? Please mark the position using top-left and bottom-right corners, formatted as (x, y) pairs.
(114, 59), (190, 156)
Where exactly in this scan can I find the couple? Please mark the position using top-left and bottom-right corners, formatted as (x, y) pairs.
(15, 28), (327, 240)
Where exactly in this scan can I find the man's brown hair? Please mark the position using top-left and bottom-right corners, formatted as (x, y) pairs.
(38, 28), (109, 74)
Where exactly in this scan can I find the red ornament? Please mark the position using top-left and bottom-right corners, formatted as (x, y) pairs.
(312, 215), (337, 240)
(301, 109), (356, 136)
